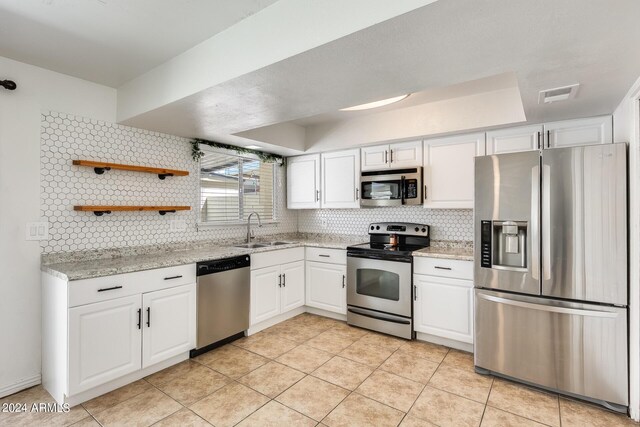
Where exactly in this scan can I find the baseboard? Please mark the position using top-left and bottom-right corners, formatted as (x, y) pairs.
(416, 332), (473, 352)
(305, 306), (347, 321)
(0, 374), (42, 399)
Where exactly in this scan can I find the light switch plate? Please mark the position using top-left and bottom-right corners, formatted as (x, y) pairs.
(169, 219), (187, 232)
(26, 221), (49, 241)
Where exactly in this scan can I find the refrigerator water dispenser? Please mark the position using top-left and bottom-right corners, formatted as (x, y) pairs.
(480, 220), (527, 270)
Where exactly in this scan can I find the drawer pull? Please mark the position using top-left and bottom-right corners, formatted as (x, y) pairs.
(97, 285), (123, 292)
(164, 275), (183, 280)
(319, 254), (330, 258)
(434, 266), (452, 270)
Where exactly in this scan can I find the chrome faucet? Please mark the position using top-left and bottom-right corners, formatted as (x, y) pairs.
(246, 212), (262, 243)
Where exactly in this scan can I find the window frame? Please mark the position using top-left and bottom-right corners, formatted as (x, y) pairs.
(196, 145), (279, 228)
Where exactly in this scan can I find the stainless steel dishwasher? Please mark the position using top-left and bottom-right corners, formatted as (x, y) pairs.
(192, 255), (250, 355)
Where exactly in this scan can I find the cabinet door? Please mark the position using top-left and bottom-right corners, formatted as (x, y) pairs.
(287, 154), (320, 209)
(486, 125), (542, 154)
(423, 133), (485, 209)
(305, 261), (346, 314)
(544, 115), (612, 148)
(142, 284), (196, 369)
(322, 149), (360, 208)
(280, 260), (305, 313)
(250, 266), (281, 325)
(69, 295), (141, 395)
(414, 275), (473, 343)
(389, 140), (423, 168)
(361, 145), (389, 171)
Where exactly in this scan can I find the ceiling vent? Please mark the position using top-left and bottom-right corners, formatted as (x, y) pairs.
(538, 84), (579, 104)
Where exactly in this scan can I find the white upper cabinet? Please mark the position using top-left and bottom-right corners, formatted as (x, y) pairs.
(361, 140), (422, 171)
(287, 154), (320, 209)
(544, 115), (612, 148)
(486, 124), (543, 155)
(423, 133), (485, 209)
(321, 149), (360, 209)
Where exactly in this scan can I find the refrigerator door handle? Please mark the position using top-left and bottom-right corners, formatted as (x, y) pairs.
(476, 293), (619, 318)
(542, 164), (551, 280)
(531, 165), (540, 280)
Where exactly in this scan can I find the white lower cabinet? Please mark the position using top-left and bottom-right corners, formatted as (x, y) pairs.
(142, 285), (196, 368)
(413, 275), (473, 344)
(413, 257), (474, 344)
(250, 248), (305, 326)
(69, 295), (142, 395)
(306, 260), (346, 315)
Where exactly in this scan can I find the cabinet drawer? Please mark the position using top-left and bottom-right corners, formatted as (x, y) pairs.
(413, 257), (473, 280)
(69, 264), (195, 307)
(305, 247), (346, 265)
(251, 247), (305, 270)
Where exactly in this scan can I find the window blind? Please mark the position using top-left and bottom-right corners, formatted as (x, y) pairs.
(199, 151), (275, 223)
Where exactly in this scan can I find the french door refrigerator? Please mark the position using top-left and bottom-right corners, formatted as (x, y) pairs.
(474, 142), (628, 411)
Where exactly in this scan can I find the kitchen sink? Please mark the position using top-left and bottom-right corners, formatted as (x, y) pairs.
(233, 241), (292, 249)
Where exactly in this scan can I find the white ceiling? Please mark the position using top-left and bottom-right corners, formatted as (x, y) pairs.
(119, 0), (640, 152)
(0, 0), (277, 87)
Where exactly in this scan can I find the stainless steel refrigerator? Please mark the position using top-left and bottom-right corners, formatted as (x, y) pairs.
(474, 143), (628, 411)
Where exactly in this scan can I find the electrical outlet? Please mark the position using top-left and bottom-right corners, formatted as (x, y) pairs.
(321, 218), (328, 228)
(169, 220), (187, 232)
(26, 221), (49, 241)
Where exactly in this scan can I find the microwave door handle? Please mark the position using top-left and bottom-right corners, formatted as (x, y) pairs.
(400, 176), (406, 205)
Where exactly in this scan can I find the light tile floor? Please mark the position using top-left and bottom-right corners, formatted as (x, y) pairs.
(0, 313), (637, 426)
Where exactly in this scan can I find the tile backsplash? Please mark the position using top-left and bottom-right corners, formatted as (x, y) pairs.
(40, 111), (472, 254)
(298, 207), (473, 241)
(40, 111), (296, 254)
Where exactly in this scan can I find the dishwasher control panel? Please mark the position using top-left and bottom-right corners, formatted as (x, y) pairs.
(197, 256), (250, 275)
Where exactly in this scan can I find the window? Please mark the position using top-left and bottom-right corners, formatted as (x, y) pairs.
(199, 149), (276, 223)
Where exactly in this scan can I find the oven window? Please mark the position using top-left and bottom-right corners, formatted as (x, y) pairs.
(362, 181), (401, 200)
(356, 269), (400, 301)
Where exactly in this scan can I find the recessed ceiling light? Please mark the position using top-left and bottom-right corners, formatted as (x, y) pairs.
(245, 145), (262, 149)
(538, 84), (579, 104)
(340, 94), (410, 111)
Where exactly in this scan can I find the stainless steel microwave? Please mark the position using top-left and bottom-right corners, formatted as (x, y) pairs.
(360, 167), (422, 207)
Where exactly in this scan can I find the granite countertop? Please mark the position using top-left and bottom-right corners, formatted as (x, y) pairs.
(41, 234), (368, 281)
(412, 241), (474, 261)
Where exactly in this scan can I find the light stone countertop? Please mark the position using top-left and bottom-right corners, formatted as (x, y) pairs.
(42, 234), (474, 281)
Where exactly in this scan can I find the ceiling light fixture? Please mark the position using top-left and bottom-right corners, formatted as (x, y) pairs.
(340, 94), (409, 111)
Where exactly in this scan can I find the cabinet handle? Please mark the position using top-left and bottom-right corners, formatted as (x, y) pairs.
(137, 308), (142, 329)
(342, 275), (346, 288)
(390, 149), (393, 163)
(164, 275), (183, 280)
(434, 266), (452, 270)
(546, 130), (551, 148)
(316, 190), (320, 201)
(319, 254), (330, 258)
(98, 285), (122, 292)
(282, 273), (286, 287)
(414, 285), (417, 301)
(537, 131), (541, 150)
(385, 150), (388, 164)
(424, 185), (427, 200)
(146, 307), (151, 327)
(355, 188), (359, 200)
(278, 274), (282, 287)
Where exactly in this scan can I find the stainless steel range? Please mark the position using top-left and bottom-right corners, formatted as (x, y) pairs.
(346, 222), (430, 339)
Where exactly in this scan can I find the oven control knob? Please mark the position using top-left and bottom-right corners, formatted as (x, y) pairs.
(376, 225), (380, 230)
(421, 228), (426, 233)
(415, 227), (419, 232)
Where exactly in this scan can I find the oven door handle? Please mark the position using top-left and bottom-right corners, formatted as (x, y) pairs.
(346, 252), (412, 262)
(347, 308), (411, 325)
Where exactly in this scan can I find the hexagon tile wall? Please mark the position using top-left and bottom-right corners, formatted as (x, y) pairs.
(298, 207), (473, 241)
(40, 111), (296, 254)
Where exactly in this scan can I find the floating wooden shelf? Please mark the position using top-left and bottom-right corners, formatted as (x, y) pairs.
(72, 160), (189, 180)
(74, 205), (191, 216)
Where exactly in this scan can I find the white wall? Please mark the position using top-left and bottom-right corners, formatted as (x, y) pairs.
(0, 56), (116, 397)
(613, 75), (640, 421)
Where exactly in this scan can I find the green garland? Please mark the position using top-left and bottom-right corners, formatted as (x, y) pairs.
(190, 139), (285, 166)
